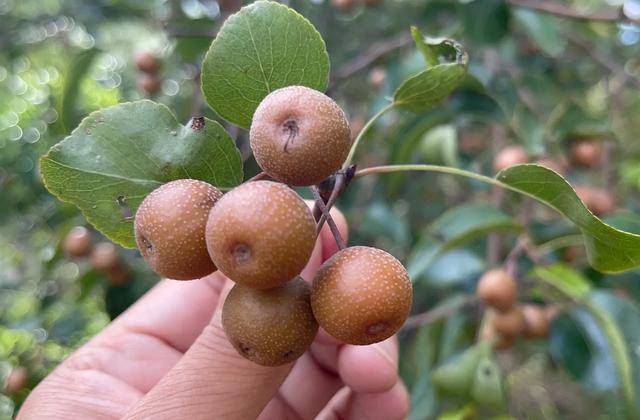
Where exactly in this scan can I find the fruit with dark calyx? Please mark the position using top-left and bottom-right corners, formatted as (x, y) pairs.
(135, 179), (222, 280)
(63, 226), (92, 257)
(206, 181), (316, 289)
(134, 52), (160, 73)
(521, 304), (549, 338)
(481, 312), (514, 350)
(476, 269), (517, 312)
(311, 246), (412, 345)
(137, 73), (162, 96)
(249, 86), (352, 186)
(493, 146), (529, 172)
(222, 276), (318, 366)
(574, 186), (616, 216)
(570, 139), (603, 167)
(491, 307), (525, 337)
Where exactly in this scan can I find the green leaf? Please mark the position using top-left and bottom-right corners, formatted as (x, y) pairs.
(535, 267), (637, 415)
(497, 165), (640, 273)
(57, 48), (100, 133)
(429, 204), (522, 251)
(358, 163), (640, 272)
(201, 0), (330, 128)
(513, 9), (566, 57)
(590, 291), (640, 406)
(40, 100), (243, 248)
(462, 0), (510, 44)
(394, 28), (468, 112)
(532, 264), (592, 299)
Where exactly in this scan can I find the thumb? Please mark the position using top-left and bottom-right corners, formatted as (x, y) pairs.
(125, 208), (347, 420)
(125, 275), (291, 420)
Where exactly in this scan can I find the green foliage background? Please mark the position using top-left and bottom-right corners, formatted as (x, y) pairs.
(1, 0), (640, 418)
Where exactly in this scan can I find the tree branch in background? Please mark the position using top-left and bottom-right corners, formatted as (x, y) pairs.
(402, 295), (480, 331)
(329, 33), (413, 89)
(565, 31), (640, 90)
(507, 0), (637, 24)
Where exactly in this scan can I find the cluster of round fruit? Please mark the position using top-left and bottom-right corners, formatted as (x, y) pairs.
(63, 226), (130, 286)
(492, 137), (614, 216)
(134, 52), (162, 96)
(134, 85), (413, 366)
(476, 268), (558, 349)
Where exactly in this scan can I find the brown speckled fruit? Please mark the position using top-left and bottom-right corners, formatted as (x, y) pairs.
(63, 226), (92, 257)
(522, 304), (549, 338)
(249, 86), (352, 186)
(477, 268), (517, 312)
(206, 181), (316, 289)
(311, 246), (413, 345)
(574, 186), (616, 216)
(134, 51), (160, 73)
(491, 307), (525, 337)
(222, 276), (318, 366)
(135, 179), (222, 280)
(91, 242), (120, 272)
(493, 146), (529, 172)
(570, 139), (603, 167)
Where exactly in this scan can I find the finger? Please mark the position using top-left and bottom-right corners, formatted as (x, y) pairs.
(320, 381), (410, 420)
(125, 280), (290, 419)
(338, 336), (399, 393)
(261, 335), (400, 419)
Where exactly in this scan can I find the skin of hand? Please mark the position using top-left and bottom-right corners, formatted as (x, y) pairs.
(18, 206), (409, 420)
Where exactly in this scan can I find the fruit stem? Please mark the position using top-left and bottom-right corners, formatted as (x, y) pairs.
(342, 103), (394, 169)
(402, 295), (479, 331)
(316, 172), (345, 231)
(310, 186), (346, 250)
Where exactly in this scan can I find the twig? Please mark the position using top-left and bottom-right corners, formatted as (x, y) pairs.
(507, 0), (636, 24)
(329, 33), (413, 89)
(311, 186), (346, 250)
(316, 173), (345, 232)
(402, 296), (480, 331)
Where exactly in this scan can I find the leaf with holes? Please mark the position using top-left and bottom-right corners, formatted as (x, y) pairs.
(201, 0), (330, 128)
(394, 27), (468, 112)
(40, 100), (243, 248)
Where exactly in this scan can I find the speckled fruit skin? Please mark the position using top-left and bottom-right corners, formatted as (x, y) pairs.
(491, 307), (525, 337)
(493, 146), (529, 172)
(222, 276), (318, 366)
(249, 86), (352, 186)
(135, 179), (222, 280)
(477, 269), (517, 311)
(311, 246), (413, 345)
(63, 226), (92, 257)
(206, 180), (316, 289)
(522, 304), (550, 338)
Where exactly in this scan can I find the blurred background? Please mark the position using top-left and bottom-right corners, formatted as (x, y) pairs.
(1, 0), (640, 418)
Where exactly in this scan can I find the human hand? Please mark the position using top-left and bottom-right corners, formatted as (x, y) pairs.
(18, 208), (409, 419)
